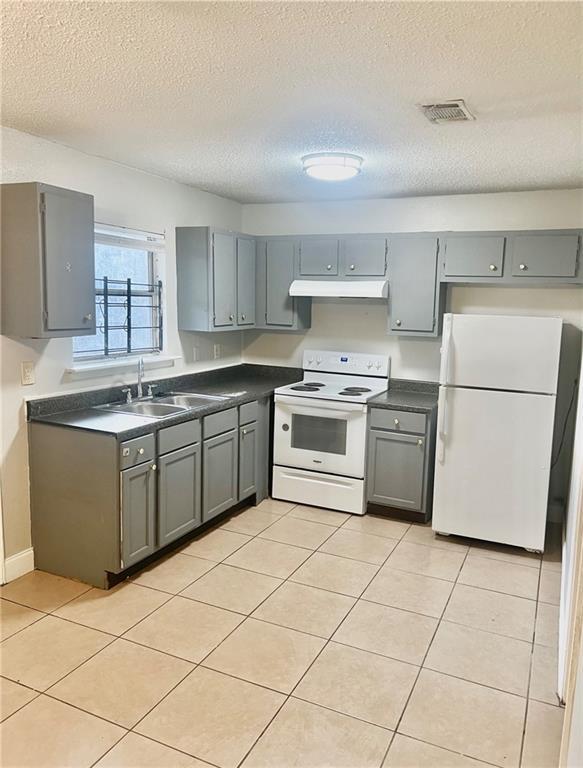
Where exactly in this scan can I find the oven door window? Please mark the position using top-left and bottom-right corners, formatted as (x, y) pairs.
(291, 414), (347, 455)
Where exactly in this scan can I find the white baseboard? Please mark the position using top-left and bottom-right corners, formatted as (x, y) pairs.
(3, 548), (34, 584)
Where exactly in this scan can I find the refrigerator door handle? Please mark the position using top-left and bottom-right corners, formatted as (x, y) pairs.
(440, 314), (453, 385)
(437, 386), (448, 463)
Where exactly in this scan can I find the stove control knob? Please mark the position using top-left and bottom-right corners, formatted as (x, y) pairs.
(367, 361), (373, 369)
(316, 358), (322, 365)
(375, 362), (382, 370)
(307, 358), (314, 365)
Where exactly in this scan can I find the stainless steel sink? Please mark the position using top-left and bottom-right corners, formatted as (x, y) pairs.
(97, 401), (189, 419)
(156, 392), (229, 409)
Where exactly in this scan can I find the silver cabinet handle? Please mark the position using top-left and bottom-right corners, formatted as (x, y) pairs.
(395, 319), (402, 327)
(326, 264), (332, 270)
(417, 438), (424, 447)
(519, 263), (527, 271)
(349, 264), (355, 271)
(229, 313), (234, 321)
(151, 464), (157, 471)
(138, 447), (145, 455)
(394, 418), (400, 426)
(83, 313), (93, 321)
(489, 264), (497, 271)
(241, 314), (246, 321)
(242, 429), (248, 436)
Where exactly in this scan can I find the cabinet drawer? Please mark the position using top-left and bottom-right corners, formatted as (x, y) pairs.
(119, 434), (155, 469)
(203, 407), (238, 439)
(443, 236), (505, 278)
(239, 401), (258, 425)
(370, 408), (426, 435)
(510, 234), (579, 277)
(158, 419), (201, 455)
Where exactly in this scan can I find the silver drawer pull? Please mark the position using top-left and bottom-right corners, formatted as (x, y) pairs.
(242, 429), (248, 436)
(138, 447), (145, 455)
(229, 313), (234, 321)
(151, 464), (157, 471)
(519, 263), (527, 271)
(241, 314), (246, 321)
(489, 264), (497, 271)
(394, 418), (400, 426)
(326, 264), (332, 270)
(395, 319), (402, 327)
(83, 313), (93, 321)
(417, 438), (424, 447)
(349, 264), (355, 271)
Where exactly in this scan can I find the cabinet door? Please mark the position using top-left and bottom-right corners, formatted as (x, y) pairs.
(443, 236), (505, 278)
(389, 237), (438, 333)
(203, 430), (238, 522)
(236, 236), (256, 326)
(239, 422), (257, 499)
(510, 234), (579, 277)
(212, 232), (236, 327)
(299, 239), (339, 276)
(367, 430), (425, 510)
(121, 462), (156, 569)
(343, 238), (387, 276)
(266, 240), (295, 326)
(158, 443), (201, 547)
(42, 187), (95, 333)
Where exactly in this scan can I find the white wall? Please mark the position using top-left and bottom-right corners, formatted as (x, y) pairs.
(0, 127), (243, 558)
(242, 190), (583, 380)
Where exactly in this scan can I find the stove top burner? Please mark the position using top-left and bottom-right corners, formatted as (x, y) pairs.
(337, 390), (364, 396)
(306, 383), (325, 387)
(291, 385), (321, 392)
(342, 386), (372, 393)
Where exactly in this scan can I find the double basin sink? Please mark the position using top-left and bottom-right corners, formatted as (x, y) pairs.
(96, 392), (237, 419)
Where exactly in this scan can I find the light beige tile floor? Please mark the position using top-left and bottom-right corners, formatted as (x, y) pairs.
(0, 502), (564, 768)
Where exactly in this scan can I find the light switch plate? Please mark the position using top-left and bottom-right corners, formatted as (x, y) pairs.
(21, 361), (35, 386)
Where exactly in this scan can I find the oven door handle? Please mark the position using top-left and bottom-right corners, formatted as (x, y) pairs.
(274, 394), (366, 414)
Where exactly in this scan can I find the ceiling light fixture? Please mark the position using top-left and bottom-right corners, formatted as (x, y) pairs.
(302, 152), (363, 181)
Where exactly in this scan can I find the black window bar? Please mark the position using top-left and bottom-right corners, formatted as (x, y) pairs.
(74, 277), (163, 359)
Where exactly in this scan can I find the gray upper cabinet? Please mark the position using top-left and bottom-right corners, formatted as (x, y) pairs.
(442, 235), (505, 279)
(212, 231), (237, 328)
(299, 238), (340, 276)
(239, 421), (257, 499)
(236, 236), (256, 326)
(202, 429), (239, 522)
(509, 233), (579, 278)
(341, 237), (387, 276)
(1, 182), (95, 338)
(255, 239), (312, 331)
(158, 442), (202, 547)
(176, 227), (256, 332)
(121, 460), (157, 569)
(388, 236), (442, 336)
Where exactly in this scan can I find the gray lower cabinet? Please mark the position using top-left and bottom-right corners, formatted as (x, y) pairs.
(121, 461), (157, 569)
(239, 422), (257, 499)
(158, 442), (202, 547)
(367, 430), (425, 511)
(388, 236), (443, 336)
(202, 429), (239, 522)
(255, 239), (312, 330)
(1, 182), (96, 338)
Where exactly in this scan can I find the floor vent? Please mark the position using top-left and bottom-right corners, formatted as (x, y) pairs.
(420, 99), (475, 124)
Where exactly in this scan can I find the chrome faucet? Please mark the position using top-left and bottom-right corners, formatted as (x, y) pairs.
(137, 357), (144, 399)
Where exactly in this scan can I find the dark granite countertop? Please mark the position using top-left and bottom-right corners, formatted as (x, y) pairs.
(369, 379), (439, 414)
(28, 364), (302, 440)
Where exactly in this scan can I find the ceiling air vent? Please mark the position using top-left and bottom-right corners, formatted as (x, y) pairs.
(420, 100), (475, 124)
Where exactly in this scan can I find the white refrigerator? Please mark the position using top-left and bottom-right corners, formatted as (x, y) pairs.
(432, 313), (562, 551)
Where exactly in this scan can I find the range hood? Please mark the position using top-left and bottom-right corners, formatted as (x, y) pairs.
(289, 280), (389, 299)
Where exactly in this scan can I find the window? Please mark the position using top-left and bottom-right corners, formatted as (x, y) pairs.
(73, 225), (164, 360)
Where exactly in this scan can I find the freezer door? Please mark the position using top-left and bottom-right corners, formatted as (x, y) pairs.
(433, 386), (556, 550)
(440, 313), (562, 394)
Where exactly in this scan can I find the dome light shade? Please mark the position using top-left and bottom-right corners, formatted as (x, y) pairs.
(302, 152), (363, 181)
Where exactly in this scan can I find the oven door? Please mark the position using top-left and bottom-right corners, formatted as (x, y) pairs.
(274, 394), (367, 478)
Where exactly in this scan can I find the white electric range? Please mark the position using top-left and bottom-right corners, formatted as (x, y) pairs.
(272, 350), (390, 515)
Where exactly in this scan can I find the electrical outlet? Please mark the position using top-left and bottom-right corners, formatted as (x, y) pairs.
(21, 361), (35, 386)
(213, 343), (221, 359)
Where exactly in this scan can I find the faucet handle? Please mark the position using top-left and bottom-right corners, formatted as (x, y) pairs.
(147, 384), (159, 398)
(121, 387), (132, 403)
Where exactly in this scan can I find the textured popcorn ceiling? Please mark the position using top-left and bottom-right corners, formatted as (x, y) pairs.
(1, 1), (582, 203)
